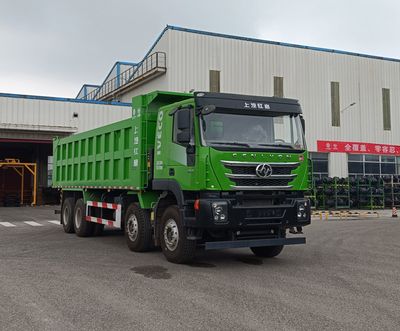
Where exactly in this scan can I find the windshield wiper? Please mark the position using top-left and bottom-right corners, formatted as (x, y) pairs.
(257, 143), (296, 149)
(208, 141), (251, 147)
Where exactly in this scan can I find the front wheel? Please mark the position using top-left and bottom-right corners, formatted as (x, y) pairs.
(250, 245), (284, 258)
(160, 206), (196, 264)
(125, 203), (153, 252)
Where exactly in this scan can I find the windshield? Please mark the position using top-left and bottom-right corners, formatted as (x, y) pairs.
(200, 111), (305, 150)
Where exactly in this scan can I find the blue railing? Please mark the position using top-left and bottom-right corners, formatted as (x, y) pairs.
(84, 52), (166, 101)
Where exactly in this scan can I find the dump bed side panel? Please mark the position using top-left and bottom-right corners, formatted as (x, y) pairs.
(53, 117), (146, 189)
(53, 91), (192, 190)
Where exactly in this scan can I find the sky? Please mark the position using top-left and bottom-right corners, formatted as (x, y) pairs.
(0, 0), (399, 98)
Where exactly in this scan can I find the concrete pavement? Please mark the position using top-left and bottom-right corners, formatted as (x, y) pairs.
(0, 206), (399, 330)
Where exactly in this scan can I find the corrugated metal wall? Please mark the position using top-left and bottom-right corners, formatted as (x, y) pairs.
(0, 96), (132, 140)
(129, 29), (400, 177)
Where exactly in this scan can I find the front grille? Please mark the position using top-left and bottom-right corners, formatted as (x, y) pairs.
(244, 208), (285, 219)
(233, 178), (291, 187)
(221, 160), (299, 190)
(227, 166), (292, 175)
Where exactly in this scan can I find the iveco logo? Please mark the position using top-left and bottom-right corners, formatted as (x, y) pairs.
(255, 163), (273, 178)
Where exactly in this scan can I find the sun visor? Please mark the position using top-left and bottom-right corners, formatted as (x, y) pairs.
(194, 92), (302, 115)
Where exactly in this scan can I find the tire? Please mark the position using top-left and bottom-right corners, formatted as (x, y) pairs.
(250, 245), (284, 258)
(73, 199), (94, 237)
(160, 206), (196, 264)
(61, 197), (75, 233)
(125, 203), (153, 252)
(93, 224), (105, 236)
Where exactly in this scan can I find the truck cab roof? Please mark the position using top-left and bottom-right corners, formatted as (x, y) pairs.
(194, 91), (302, 115)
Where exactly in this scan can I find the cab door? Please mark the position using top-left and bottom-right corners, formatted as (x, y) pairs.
(153, 106), (198, 191)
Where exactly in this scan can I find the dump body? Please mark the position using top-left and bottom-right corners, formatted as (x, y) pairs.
(53, 91), (191, 190)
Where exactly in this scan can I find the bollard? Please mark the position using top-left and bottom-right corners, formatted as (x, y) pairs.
(392, 207), (398, 218)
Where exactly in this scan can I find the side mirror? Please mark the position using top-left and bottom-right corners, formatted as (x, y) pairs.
(300, 115), (305, 134)
(177, 130), (191, 145)
(201, 105), (216, 115)
(176, 109), (192, 145)
(177, 109), (191, 130)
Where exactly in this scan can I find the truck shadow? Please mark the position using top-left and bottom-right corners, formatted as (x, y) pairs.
(191, 248), (307, 269)
(186, 255), (263, 267)
(100, 229), (124, 237)
(99, 230), (309, 269)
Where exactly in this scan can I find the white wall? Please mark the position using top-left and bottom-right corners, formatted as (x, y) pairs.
(170, 30), (400, 176)
(0, 96), (132, 140)
(119, 75), (169, 103)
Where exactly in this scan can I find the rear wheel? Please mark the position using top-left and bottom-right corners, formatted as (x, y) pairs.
(250, 245), (284, 258)
(125, 203), (153, 252)
(160, 206), (196, 264)
(73, 199), (94, 237)
(61, 197), (75, 233)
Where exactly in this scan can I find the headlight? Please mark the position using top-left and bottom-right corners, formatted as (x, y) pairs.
(211, 201), (228, 223)
(297, 200), (308, 220)
(297, 204), (305, 218)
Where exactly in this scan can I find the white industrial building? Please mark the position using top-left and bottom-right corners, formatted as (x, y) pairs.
(78, 25), (400, 180)
(2, 25), (400, 204)
(0, 94), (131, 204)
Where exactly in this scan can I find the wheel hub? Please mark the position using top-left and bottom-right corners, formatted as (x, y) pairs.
(164, 219), (179, 251)
(63, 206), (69, 225)
(75, 207), (81, 228)
(127, 214), (139, 242)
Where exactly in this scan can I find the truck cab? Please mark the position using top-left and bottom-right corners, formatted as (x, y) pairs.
(151, 92), (310, 261)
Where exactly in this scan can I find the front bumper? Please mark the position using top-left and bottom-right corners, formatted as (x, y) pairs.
(205, 237), (306, 250)
(184, 197), (311, 229)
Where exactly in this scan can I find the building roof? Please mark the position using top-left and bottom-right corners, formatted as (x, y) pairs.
(161, 25), (400, 63)
(0, 92), (131, 106)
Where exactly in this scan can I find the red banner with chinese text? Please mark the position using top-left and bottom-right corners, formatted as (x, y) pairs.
(317, 140), (400, 155)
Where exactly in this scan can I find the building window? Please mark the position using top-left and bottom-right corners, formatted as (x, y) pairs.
(209, 70), (220, 92)
(331, 81), (340, 127)
(348, 154), (397, 177)
(273, 76), (284, 97)
(382, 88), (391, 130)
(310, 152), (329, 178)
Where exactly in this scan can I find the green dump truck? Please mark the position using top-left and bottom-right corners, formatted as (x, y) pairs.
(53, 91), (311, 263)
